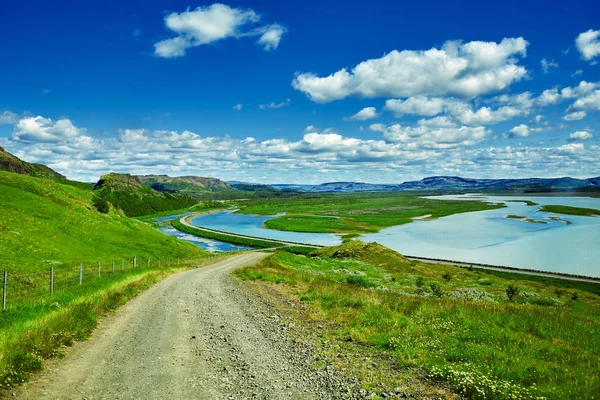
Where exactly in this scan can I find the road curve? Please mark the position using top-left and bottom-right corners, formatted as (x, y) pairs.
(15, 252), (360, 400)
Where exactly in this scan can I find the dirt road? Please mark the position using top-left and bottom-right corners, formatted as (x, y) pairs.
(15, 252), (361, 399)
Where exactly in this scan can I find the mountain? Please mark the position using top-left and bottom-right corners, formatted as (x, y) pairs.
(93, 173), (198, 217)
(139, 175), (232, 197)
(272, 176), (600, 194)
(0, 145), (65, 180)
(228, 181), (277, 192)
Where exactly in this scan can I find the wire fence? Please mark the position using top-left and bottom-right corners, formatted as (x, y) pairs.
(1, 253), (223, 313)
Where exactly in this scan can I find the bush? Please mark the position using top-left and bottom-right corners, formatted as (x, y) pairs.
(506, 284), (520, 301)
(345, 275), (374, 288)
(442, 272), (452, 282)
(449, 288), (496, 302)
(93, 196), (110, 213)
(572, 291), (579, 301)
(554, 289), (565, 298)
(430, 283), (444, 297)
(415, 276), (424, 288)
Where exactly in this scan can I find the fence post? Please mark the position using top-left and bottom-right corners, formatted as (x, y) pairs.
(50, 267), (54, 296)
(112, 260), (115, 274)
(79, 263), (82, 285)
(98, 262), (101, 277)
(2, 271), (7, 310)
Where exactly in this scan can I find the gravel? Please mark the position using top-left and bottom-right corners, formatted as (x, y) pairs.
(14, 252), (366, 400)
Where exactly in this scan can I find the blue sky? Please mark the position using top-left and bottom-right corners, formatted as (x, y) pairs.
(1, 0), (599, 183)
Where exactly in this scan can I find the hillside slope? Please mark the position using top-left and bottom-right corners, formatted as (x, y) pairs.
(139, 174), (233, 198)
(0, 171), (202, 273)
(93, 173), (198, 217)
(0, 146), (65, 180)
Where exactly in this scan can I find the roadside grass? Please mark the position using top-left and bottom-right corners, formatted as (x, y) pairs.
(538, 204), (600, 217)
(234, 242), (600, 399)
(234, 192), (505, 234)
(0, 261), (221, 388)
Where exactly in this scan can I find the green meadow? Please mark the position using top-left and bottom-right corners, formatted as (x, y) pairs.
(539, 204), (600, 216)
(234, 192), (505, 233)
(235, 241), (600, 399)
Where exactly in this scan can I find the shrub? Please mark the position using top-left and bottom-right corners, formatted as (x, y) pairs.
(442, 272), (452, 282)
(506, 284), (520, 301)
(572, 291), (579, 301)
(554, 289), (565, 298)
(449, 288), (496, 302)
(345, 275), (374, 288)
(430, 283), (444, 297)
(93, 196), (110, 213)
(415, 276), (424, 288)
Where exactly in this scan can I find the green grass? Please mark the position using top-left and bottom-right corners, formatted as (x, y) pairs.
(539, 204), (600, 217)
(0, 171), (204, 274)
(234, 192), (505, 233)
(235, 242), (600, 399)
(134, 201), (228, 224)
(506, 200), (539, 206)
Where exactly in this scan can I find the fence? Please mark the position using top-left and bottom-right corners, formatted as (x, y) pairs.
(1, 253), (223, 312)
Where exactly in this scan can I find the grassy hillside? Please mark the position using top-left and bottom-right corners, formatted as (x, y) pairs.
(93, 173), (198, 217)
(0, 170), (209, 387)
(235, 241), (600, 399)
(0, 146), (65, 180)
(139, 174), (233, 198)
(236, 192), (505, 233)
(0, 171), (203, 273)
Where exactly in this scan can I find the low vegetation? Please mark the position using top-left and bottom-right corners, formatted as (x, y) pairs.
(234, 192), (505, 234)
(539, 204), (600, 217)
(235, 241), (600, 399)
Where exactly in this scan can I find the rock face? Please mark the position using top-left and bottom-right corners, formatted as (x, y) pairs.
(0, 147), (66, 180)
(93, 173), (144, 191)
(139, 175), (233, 195)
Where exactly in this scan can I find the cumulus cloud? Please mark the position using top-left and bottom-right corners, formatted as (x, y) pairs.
(370, 123), (488, 149)
(259, 98), (291, 109)
(569, 131), (592, 141)
(563, 111), (587, 121)
(557, 143), (584, 154)
(571, 90), (600, 111)
(541, 59), (558, 74)
(0, 111), (19, 125)
(233, 104), (243, 111)
(11, 116), (86, 143)
(292, 38), (528, 103)
(509, 124), (530, 138)
(575, 29), (600, 61)
(345, 107), (379, 121)
(154, 4), (285, 58)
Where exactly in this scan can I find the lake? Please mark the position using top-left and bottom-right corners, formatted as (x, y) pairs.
(187, 196), (600, 277)
(158, 227), (252, 252)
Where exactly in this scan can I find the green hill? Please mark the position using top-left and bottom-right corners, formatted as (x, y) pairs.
(139, 174), (233, 198)
(0, 146), (65, 180)
(93, 173), (198, 217)
(0, 171), (202, 273)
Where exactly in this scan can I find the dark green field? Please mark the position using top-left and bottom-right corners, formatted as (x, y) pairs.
(539, 204), (600, 216)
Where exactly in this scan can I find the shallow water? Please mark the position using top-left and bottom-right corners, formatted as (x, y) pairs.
(158, 227), (251, 252)
(363, 195), (600, 277)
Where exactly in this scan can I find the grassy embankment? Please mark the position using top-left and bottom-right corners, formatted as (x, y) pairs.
(0, 171), (209, 387)
(235, 193), (505, 234)
(171, 218), (315, 255)
(235, 241), (600, 399)
(505, 215), (548, 224)
(539, 204), (600, 216)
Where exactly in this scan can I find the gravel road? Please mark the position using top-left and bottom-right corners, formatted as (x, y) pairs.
(15, 252), (364, 400)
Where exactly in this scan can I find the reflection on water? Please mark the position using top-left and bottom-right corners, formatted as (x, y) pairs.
(363, 195), (600, 277)
(158, 227), (251, 252)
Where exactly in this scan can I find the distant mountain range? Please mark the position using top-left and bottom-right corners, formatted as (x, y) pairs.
(271, 176), (600, 194)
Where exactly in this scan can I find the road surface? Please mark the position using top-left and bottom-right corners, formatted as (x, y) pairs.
(15, 252), (361, 399)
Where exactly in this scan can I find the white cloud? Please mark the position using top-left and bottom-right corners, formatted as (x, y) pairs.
(509, 124), (530, 138)
(385, 96), (449, 117)
(557, 143), (584, 153)
(541, 59), (558, 74)
(370, 123), (488, 148)
(454, 105), (523, 125)
(260, 99), (291, 109)
(563, 111), (587, 121)
(571, 90), (600, 111)
(256, 24), (286, 51)
(575, 29), (600, 61)
(571, 69), (583, 77)
(346, 107), (379, 121)
(154, 4), (285, 58)
(233, 104), (243, 111)
(11, 116), (86, 143)
(570, 131), (592, 141)
(0, 111), (19, 125)
(532, 115), (544, 124)
(293, 38), (528, 103)
(417, 116), (457, 128)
